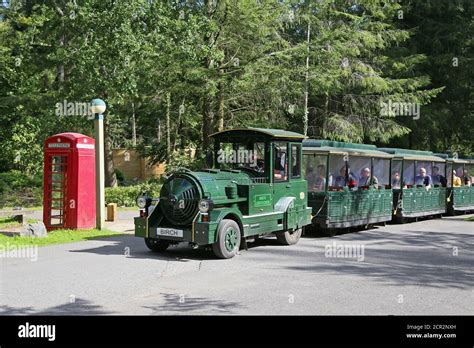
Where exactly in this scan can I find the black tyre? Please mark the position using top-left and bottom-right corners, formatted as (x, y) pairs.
(145, 238), (170, 252)
(276, 227), (302, 245)
(212, 219), (241, 259)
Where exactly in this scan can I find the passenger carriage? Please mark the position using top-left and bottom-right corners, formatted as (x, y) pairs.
(302, 140), (393, 230)
(435, 155), (474, 214)
(378, 148), (447, 222)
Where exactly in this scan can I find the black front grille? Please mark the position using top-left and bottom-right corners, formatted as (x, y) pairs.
(160, 176), (200, 226)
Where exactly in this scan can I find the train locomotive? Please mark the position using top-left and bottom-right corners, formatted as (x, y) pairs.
(134, 128), (312, 258)
(134, 127), (474, 258)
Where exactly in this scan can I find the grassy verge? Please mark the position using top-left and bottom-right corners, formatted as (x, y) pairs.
(0, 229), (123, 248)
(465, 216), (474, 222)
(0, 217), (38, 229)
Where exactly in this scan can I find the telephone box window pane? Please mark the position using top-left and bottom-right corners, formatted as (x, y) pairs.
(48, 155), (67, 227)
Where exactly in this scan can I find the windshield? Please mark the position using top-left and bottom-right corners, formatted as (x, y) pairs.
(215, 141), (265, 174)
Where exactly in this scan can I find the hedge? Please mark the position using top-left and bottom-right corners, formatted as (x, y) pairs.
(105, 182), (162, 207)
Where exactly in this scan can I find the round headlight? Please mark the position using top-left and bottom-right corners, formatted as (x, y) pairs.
(136, 195), (148, 209)
(198, 199), (211, 213)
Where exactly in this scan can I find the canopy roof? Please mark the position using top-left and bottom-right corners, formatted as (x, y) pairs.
(303, 139), (392, 158)
(210, 127), (307, 140)
(378, 147), (445, 162)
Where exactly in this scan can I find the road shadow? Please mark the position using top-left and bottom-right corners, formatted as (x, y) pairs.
(254, 228), (474, 290)
(71, 234), (217, 261)
(0, 298), (112, 315)
(143, 293), (244, 314)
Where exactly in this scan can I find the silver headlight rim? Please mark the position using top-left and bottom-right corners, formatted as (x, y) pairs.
(198, 199), (212, 213)
(136, 195), (148, 209)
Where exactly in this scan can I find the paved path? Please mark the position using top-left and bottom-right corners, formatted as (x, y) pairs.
(0, 215), (472, 315)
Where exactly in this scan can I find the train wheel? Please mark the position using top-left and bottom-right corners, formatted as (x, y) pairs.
(145, 238), (170, 252)
(212, 219), (241, 259)
(276, 227), (302, 245)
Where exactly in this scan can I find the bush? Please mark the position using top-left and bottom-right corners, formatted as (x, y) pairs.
(105, 182), (162, 207)
(0, 170), (43, 208)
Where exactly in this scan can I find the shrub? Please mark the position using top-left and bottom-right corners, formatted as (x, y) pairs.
(105, 182), (162, 207)
(0, 170), (43, 208)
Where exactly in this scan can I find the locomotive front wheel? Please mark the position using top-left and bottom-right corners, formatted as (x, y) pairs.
(145, 238), (170, 252)
(276, 227), (302, 245)
(212, 219), (241, 259)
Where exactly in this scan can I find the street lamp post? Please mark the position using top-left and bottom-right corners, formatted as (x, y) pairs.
(91, 99), (106, 230)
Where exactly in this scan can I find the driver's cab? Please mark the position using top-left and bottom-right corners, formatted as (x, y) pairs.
(210, 128), (308, 214)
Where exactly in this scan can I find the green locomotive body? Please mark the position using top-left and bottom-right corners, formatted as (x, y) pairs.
(135, 128), (312, 258)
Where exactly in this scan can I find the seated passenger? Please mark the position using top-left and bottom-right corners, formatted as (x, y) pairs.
(359, 167), (378, 187)
(315, 164), (327, 191)
(462, 169), (471, 186)
(305, 166), (317, 191)
(334, 165), (357, 188)
(453, 170), (462, 187)
(391, 171), (401, 189)
(415, 167), (432, 188)
(432, 166), (447, 187)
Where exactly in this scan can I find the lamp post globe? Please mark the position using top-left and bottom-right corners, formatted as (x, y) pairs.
(91, 98), (106, 115)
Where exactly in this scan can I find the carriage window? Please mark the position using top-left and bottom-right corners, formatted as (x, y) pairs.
(446, 163), (453, 187)
(467, 164), (474, 186)
(291, 144), (301, 179)
(303, 154), (327, 192)
(328, 154), (348, 188)
(403, 160), (415, 187)
(216, 141), (265, 174)
(431, 162), (446, 187)
(273, 142), (288, 181)
(349, 156), (371, 188)
(372, 158), (390, 187)
(415, 161), (432, 186)
(454, 164), (464, 186)
(391, 160), (402, 189)
(461, 164), (473, 186)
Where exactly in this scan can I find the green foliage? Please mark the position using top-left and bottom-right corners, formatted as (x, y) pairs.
(0, 170), (43, 208)
(0, 0), (471, 176)
(105, 182), (162, 207)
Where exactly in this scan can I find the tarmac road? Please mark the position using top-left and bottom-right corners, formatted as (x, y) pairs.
(0, 215), (473, 315)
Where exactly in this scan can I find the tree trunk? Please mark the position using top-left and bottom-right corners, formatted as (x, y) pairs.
(217, 92), (224, 132)
(131, 102), (136, 146)
(104, 115), (117, 187)
(202, 0), (217, 150)
(166, 92), (171, 156)
(303, 18), (311, 136)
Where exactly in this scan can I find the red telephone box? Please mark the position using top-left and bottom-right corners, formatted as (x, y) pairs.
(43, 133), (96, 231)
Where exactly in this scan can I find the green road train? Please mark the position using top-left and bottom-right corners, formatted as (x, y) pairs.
(134, 128), (474, 258)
